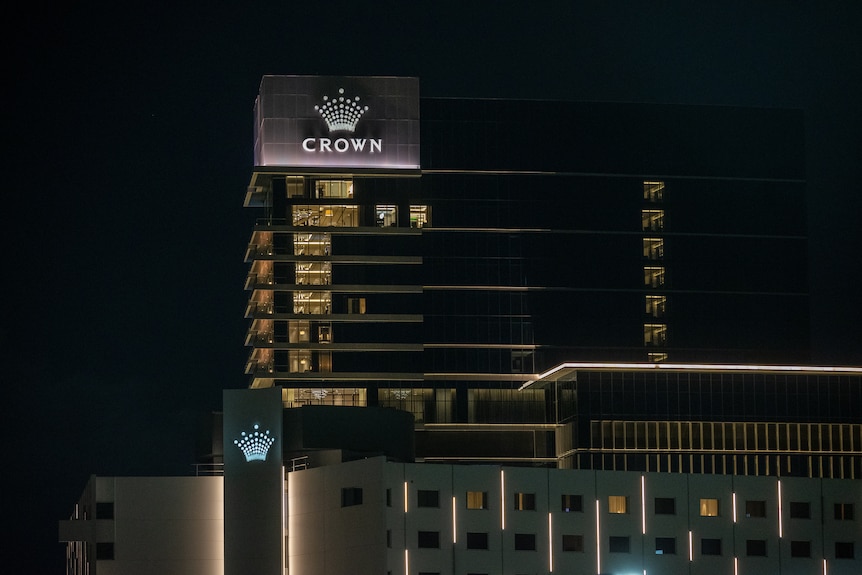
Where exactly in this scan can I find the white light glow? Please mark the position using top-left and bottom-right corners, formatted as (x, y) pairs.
(404, 549), (408, 575)
(734, 556), (738, 575)
(688, 530), (693, 561)
(595, 499), (601, 575)
(823, 558), (828, 575)
(641, 476), (646, 534)
(548, 512), (553, 572)
(778, 480), (783, 538)
(501, 470), (506, 530)
(452, 496), (457, 544)
(404, 482), (408, 513)
(732, 492), (737, 523)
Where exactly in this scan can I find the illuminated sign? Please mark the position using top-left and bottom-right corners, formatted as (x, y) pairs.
(254, 75), (420, 170)
(233, 423), (276, 462)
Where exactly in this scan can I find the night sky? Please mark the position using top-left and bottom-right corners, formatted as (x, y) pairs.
(5, 2), (861, 572)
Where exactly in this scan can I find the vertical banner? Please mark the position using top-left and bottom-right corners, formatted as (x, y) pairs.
(224, 387), (283, 575)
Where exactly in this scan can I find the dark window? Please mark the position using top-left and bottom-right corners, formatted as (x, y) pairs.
(561, 494), (583, 512)
(746, 539), (767, 556)
(418, 572), (440, 575)
(418, 531), (440, 549)
(834, 503), (854, 520)
(655, 537), (676, 555)
(514, 492), (536, 511)
(95, 502), (114, 520)
(609, 536), (630, 553)
(701, 538), (722, 556)
(386, 488), (392, 507)
(341, 487), (363, 507)
(562, 534), (584, 552)
(790, 540), (811, 558)
(789, 501), (810, 519)
(655, 498), (676, 515)
(835, 542), (855, 559)
(466, 532), (489, 550)
(514, 533), (536, 551)
(418, 490), (440, 508)
(95, 542), (114, 560)
(745, 500), (767, 518)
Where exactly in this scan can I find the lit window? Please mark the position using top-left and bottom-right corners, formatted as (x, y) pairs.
(745, 500), (767, 518)
(643, 181), (665, 202)
(514, 492), (536, 511)
(608, 496), (628, 514)
(562, 494), (583, 512)
(562, 534), (584, 552)
(700, 498), (719, 517)
(643, 237), (664, 259)
(834, 503), (854, 520)
(645, 295), (667, 317)
(409, 205), (431, 228)
(655, 537), (676, 555)
(418, 490), (440, 508)
(467, 491), (488, 510)
(376, 204), (398, 227)
(341, 487), (363, 507)
(644, 324), (668, 346)
(644, 266), (666, 288)
(648, 352), (668, 363)
(347, 297), (366, 314)
(642, 209), (665, 232)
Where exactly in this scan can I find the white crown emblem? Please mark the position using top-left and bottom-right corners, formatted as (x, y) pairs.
(314, 88), (369, 133)
(233, 423), (276, 462)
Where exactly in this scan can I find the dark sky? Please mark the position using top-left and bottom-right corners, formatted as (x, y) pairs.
(5, 2), (861, 572)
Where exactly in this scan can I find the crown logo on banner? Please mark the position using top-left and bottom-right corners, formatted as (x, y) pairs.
(314, 88), (369, 132)
(233, 423), (276, 462)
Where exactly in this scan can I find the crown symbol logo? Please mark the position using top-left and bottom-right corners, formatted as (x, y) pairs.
(314, 88), (369, 133)
(233, 423), (276, 462)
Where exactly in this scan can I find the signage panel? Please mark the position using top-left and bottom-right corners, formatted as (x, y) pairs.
(254, 75), (420, 170)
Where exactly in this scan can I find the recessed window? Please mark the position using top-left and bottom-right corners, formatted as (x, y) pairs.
(562, 494), (583, 513)
(643, 181), (665, 202)
(790, 540), (811, 558)
(642, 209), (665, 232)
(376, 204), (398, 227)
(701, 538), (722, 556)
(466, 532), (489, 550)
(608, 495), (628, 514)
(700, 498), (719, 517)
(386, 488), (392, 507)
(418, 531), (440, 549)
(387, 530), (392, 548)
(409, 205), (431, 228)
(644, 323), (668, 346)
(347, 297), (366, 314)
(418, 490), (440, 508)
(655, 537), (676, 555)
(644, 266), (666, 288)
(746, 539), (767, 556)
(643, 237), (664, 260)
(834, 503), (854, 520)
(789, 501), (810, 519)
(609, 536), (630, 553)
(466, 491), (488, 510)
(514, 533), (536, 551)
(95, 542), (114, 560)
(645, 295), (667, 318)
(745, 500), (766, 518)
(654, 497), (676, 515)
(96, 502), (114, 520)
(562, 534), (584, 552)
(648, 352), (668, 363)
(341, 487), (363, 507)
(514, 492), (536, 511)
(835, 541), (855, 559)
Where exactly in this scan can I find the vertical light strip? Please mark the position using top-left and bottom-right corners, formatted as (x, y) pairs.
(777, 480), (783, 538)
(823, 558), (828, 575)
(501, 470), (506, 530)
(688, 530), (693, 561)
(404, 481), (408, 513)
(282, 466), (287, 571)
(732, 492), (737, 523)
(548, 512), (554, 572)
(734, 556), (738, 575)
(452, 496), (457, 543)
(595, 499), (601, 575)
(404, 549), (408, 575)
(641, 475), (646, 534)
